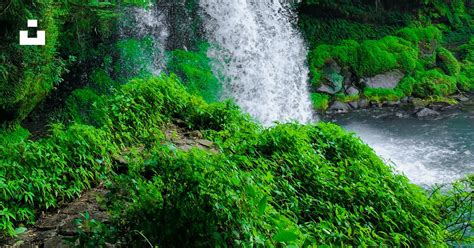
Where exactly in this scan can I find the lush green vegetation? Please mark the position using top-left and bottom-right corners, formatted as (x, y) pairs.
(1, 75), (471, 246)
(0, 0), (472, 246)
(301, 0), (473, 110)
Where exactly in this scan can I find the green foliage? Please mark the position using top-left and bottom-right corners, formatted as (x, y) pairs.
(396, 25), (443, 47)
(310, 93), (330, 111)
(421, 0), (473, 28)
(364, 88), (405, 102)
(1, 74), (469, 245)
(68, 212), (119, 247)
(335, 93), (360, 103)
(430, 176), (474, 244)
(0, 124), (118, 237)
(66, 88), (105, 127)
(299, 16), (397, 45)
(0, 126), (30, 145)
(437, 47), (461, 76)
(411, 69), (458, 97)
(458, 63), (474, 90)
(167, 43), (222, 102)
(113, 37), (157, 83)
(103, 118), (448, 246)
(309, 33), (421, 80)
(0, 0), (67, 123)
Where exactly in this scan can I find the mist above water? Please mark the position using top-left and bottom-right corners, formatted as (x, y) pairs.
(328, 106), (474, 186)
(200, 0), (315, 126)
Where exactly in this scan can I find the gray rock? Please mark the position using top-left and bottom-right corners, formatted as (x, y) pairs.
(341, 66), (352, 86)
(411, 98), (429, 110)
(329, 101), (350, 113)
(324, 60), (342, 74)
(348, 101), (359, 109)
(385, 100), (400, 107)
(362, 70), (405, 89)
(396, 112), (409, 118)
(455, 95), (469, 102)
(400, 97), (409, 103)
(316, 84), (337, 95)
(345, 86), (359, 95)
(429, 102), (451, 110)
(358, 99), (369, 109)
(197, 139), (213, 147)
(416, 108), (440, 118)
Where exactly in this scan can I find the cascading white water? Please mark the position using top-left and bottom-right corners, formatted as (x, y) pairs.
(119, 5), (169, 75)
(200, 0), (315, 125)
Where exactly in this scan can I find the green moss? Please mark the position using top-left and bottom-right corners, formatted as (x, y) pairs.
(396, 26), (442, 47)
(412, 69), (458, 97)
(436, 47), (461, 76)
(335, 93), (360, 103)
(309, 33), (421, 82)
(310, 93), (330, 111)
(364, 88), (405, 102)
(458, 62), (474, 90)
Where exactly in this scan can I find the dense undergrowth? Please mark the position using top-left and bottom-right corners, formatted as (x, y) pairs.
(1, 75), (472, 246)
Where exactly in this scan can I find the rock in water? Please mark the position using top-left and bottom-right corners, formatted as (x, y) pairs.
(345, 86), (359, 95)
(329, 101), (350, 113)
(362, 70), (405, 89)
(358, 99), (369, 109)
(317, 84), (337, 95)
(416, 108), (440, 118)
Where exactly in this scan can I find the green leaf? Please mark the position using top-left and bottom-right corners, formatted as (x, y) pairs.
(257, 196), (268, 216)
(273, 230), (298, 243)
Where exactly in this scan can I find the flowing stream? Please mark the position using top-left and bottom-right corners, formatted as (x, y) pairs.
(326, 102), (474, 186)
(199, 0), (315, 125)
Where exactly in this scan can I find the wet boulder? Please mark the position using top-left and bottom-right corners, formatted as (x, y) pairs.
(316, 60), (344, 95)
(415, 108), (440, 118)
(361, 70), (405, 89)
(329, 101), (350, 113)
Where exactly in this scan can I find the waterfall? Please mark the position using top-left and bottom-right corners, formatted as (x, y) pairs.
(199, 0), (315, 126)
(119, 5), (169, 75)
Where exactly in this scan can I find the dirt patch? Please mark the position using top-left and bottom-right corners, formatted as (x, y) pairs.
(3, 188), (109, 248)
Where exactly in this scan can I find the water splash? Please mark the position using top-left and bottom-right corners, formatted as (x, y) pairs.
(119, 5), (169, 75)
(200, 0), (315, 126)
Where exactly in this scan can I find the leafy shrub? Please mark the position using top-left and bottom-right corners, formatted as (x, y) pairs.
(0, 124), (118, 237)
(0, 1), (66, 123)
(66, 89), (105, 127)
(103, 120), (448, 246)
(310, 93), (330, 111)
